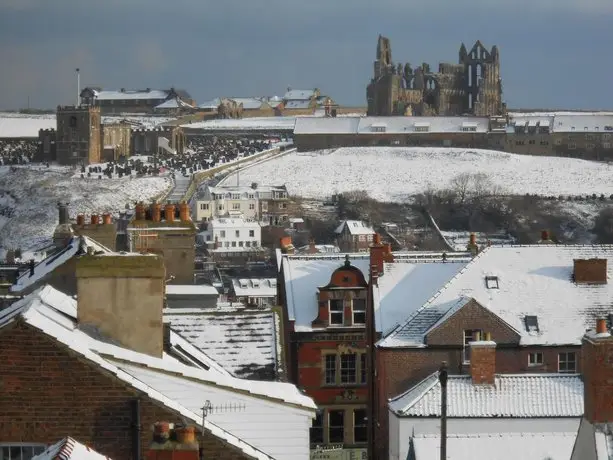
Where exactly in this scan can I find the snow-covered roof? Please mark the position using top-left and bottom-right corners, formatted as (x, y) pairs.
(572, 419), (613, 460)
(379, 245), (613, 348)
(166, 284), (219, 296)
(410, 432), (577, 460)
(553, 114), (613, 133)
(205, 217), (261, 229)
(0, 285), (315, 460)
(164, 306), (279, 380)
(154, 97), (194, 110)
(0, 113), (56, 138)
(283, 89), (316, 100)
(232, 278), (277, 297)
(198, 98), (221, 109)
(294, 117), (361, 135)
(284, 100), (312, 109)
(180, 117), (297, 131)
(230, 98), (266, 110)
(32, 437), (111, 460)
(91, 89), (169, 101)
(296, 244), (340, 254)
(281, 253), (469, 333)
(389, 372), (583, 417)
(206, 184), (287, 195)
(334, 220), (375, 236)
(11, 236), (113, 294)
(356, 116), (490, 134)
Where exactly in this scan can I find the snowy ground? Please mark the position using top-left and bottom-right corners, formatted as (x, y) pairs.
(222, 147), (613, 202)
(0, 113), (56, 138)
(0, 165), (171, 252)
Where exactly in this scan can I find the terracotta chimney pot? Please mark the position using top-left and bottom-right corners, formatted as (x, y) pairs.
(597, 318), (608, 335)
(91, 214), (100, 225)
(152, 202), (162, 222)
(541, 230), (549, 241)
(373, 233), (382, 245)
(164, 204), (176, 223)
(135, 202), (146, 221)
(175, 426), (196, 444)
(179, 201), (191, 222)
(102, 213), (112, 225)
(469, 233), (477, 245)
(76, 214), (85, 226)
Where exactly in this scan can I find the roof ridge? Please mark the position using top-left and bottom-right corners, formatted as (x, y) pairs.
(379, 249), (489, 344)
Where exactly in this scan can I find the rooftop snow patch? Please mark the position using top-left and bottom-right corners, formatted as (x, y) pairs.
(221, 147), (613, 202)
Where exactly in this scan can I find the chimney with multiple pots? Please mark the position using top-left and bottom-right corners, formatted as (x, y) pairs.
(469, 331), (496, 385)
(147, 421), (199, 460)
(133, 201), (192, 223)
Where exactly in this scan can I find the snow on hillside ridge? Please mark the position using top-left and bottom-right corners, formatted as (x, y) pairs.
(223, 147), (613, 202)
(0, 165), (171, 251)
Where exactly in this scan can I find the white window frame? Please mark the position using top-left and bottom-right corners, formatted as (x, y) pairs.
(558, 352), (577, 373)
(528, 352), (543, 367)
(463, 329), (482, 363)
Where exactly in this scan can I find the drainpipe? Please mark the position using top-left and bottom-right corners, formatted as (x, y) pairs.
(131, 398), (141, 460)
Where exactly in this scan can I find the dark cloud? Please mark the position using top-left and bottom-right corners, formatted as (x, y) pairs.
(0, 0), (612, 109)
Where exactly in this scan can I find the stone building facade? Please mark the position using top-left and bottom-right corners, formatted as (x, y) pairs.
(367, 36), (504, 117)
(55, 105), (101, 165)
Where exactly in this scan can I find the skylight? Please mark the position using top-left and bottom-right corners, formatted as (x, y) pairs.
(524, 315), (539, 333)
(485, 275), (499, 289)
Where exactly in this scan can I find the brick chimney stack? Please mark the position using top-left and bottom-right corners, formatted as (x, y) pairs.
(76, 253), (166, 357)
(466, 233), (479, 256)
(369, 233), (394, 283)
(538, 229), (555, 244)
(470, 332), (496, 385)
(582, 318), (613, 424)
(147, 422), (199, 460)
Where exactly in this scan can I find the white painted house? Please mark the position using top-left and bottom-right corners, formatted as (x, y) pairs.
(388, 338), (583, 460)
(231, 278), (277, 307)
(192, 184), (289, 223)
(197, 217), (262, 253)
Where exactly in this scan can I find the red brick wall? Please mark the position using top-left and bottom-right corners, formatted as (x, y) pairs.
(582, 335), (613, 423)
(0, 321), (251, 460)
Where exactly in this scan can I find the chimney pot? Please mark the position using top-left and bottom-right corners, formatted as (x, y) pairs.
(469, 233), (477, 245)
(76, 214), (85, 226)
(373, 233), (382, 245)
(164, 204), (176, 223)
(153, 421), (171, 443)
(541, 230), (549, 241)
(91, 214), (100, 225)
(175, 426), (197, 446)
(102, 213), (112, 225)
(152, 202), (162, 222)
(135, 202), (146, 221)
(57, 202), (69, 225)
(597, 318), (608, 335)
(179, 201), (191, 222)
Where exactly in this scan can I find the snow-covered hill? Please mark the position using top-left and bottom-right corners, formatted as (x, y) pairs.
(0, 165), (171, 252)
(222, 147), (613, 202)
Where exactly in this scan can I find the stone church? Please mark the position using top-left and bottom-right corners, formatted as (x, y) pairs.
(366, 36), (505, 117)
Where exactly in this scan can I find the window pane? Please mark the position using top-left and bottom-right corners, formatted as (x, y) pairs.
(330, 299), (344, 325)
(325, 355), (337, 384)
(354, 409), (368, 443)
(310, 412), (324, 444)
(341, 354), (357, 383)
(360, 354), (367, 384)
(329, 410), (345, 443)
(353, 299), (366, 324)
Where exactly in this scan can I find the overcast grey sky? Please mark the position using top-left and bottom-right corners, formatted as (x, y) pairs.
(0, 0), (612, 110)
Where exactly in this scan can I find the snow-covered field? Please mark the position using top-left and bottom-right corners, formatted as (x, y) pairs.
(222, 147), (613, 202)
(0, 112), (56, 138)
(0, 165), (171, 252)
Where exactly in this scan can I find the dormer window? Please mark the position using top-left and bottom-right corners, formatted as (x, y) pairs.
(524, 315), (539, 332)
(352, 299), (366, 324)
(485, 275), (499, 289)
(329, 299), (344, 325)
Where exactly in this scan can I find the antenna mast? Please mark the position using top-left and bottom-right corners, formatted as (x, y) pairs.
(76, 68), (80, 107)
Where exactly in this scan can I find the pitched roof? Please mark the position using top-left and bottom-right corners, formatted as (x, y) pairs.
(294, 117), (361, 135)
(10, 236), (112, 294)
(0, 285), (316, 460)
(389, 372), (583, 418)
(232, 278), (277, 298)
(410, 432), (577, 460)
(283, 89), (316, 100)
(230, 98), (266, 110)
(380, 245), (613, 348)
(154, 97), (194, 110)
(334, 220), (375, 236)
(92, 89), (169, 101)
(33, 437), (111, 460)
(166, 284), (219, 296)
(281, 253), (469, 333)
(163, 305), (279, 380)
(553, 114), (613, 133)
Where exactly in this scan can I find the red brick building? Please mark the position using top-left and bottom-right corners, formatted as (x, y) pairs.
(373, 245), (613, 460)
(0, 253), (316, 460)
(334, 220), (375, 253)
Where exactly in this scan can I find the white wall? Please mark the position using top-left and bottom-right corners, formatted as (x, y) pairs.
(389, 412), (581, 460)
(199, 219), (261, 249)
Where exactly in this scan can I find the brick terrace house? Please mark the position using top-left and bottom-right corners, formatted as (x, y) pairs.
(373, 244), (613, 460)
(334, 220), (376, 253)
(276, 238), (471, 457)
(0, 252), (316, 460)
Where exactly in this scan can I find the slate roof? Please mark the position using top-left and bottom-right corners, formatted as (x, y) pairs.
(163, 305), (279, 380)
(389, 372), (584, 417)
(334, 220), (375, 236)
(0, 285), (316, 460)
(10, 236), (112, 294)
(410, 432), (577, 460)
(280, 252), (470, 333)
(380, 245), (613, 348)
(33, 437), (111, 460)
